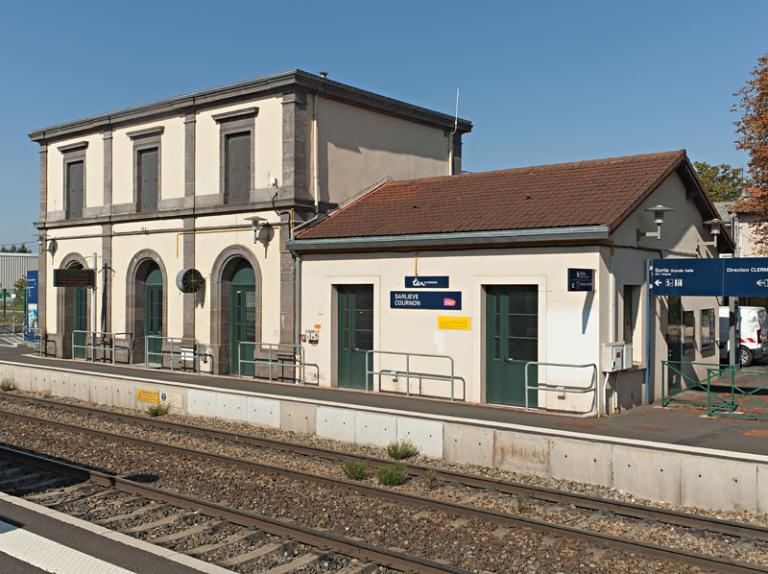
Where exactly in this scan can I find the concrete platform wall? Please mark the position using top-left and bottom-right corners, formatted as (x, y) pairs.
(1, 361), (766, 514)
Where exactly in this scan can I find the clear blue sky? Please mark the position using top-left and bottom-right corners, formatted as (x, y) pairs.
(1, 0), (766, 249)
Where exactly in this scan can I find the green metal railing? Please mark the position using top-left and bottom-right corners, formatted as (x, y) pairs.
(662, 360), (768, 420)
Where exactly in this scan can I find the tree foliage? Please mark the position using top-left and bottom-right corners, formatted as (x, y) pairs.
(694, 161), (743, 202)
(734, 53), (768, 248)
(0, 244), (31, 253)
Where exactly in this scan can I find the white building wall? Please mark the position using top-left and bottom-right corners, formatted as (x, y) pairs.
(47, 134), (104, 212)
(300, 248), (602, 409)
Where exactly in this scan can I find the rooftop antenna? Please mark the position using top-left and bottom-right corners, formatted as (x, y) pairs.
(450, 88), (460, 135)
(448, 88), (460, 175)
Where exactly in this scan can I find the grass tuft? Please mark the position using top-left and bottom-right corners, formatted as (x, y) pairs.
(376, 463), (409, 486)
(340, 461), (369, 481)
(424, 470), (442, 490)
(386, 439), (419, 460)
(146, 402), (170, 417)
(0, 378), (16, 392)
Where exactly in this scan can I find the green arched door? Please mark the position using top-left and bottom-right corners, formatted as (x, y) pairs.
(230, 262), (256, 375)
(72, 286), (88, 359)
(144, 267), (164, 359)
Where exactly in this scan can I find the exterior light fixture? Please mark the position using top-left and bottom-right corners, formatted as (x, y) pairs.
(246, 216), (275, 253)
(700, 218), (722, 248)
(637, 204), (674, 241)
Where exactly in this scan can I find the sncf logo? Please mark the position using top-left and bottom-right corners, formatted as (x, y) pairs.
(443, 298), (457, 307)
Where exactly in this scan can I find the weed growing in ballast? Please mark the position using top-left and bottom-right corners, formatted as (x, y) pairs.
(386, 439), (419, 460)
(340, 461), (369, 481)
(376, 464), (409, 486)
(0, 378), (16, 392)
(146, 403), (170, 417)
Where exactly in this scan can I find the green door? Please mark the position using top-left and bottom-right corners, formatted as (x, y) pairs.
(486, 285), (538, 406)
(72, 287), (88, 359)
(144, 268), (164, 362)
(230, 263), (256, 375)
(667, 296), (683, 393)
(337, 285), (373, 390)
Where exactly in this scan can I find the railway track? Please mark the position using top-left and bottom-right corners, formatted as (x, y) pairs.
(0, 444), (465, 574)
(1, 394), (767, 573)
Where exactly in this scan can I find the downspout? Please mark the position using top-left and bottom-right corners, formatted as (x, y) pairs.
(644, 258), (652, 405)
(604, 250), (616, 416)
(312, 94), (320, 214)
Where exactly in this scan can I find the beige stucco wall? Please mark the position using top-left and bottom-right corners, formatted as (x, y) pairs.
(44, 212), (284, 362)
(47, 134), (104, 213)
(195, 97), (283, 198)
(315, 97), (451, 206)
(300, 248), (602, 410)
(112, 117), (185, 205)
(734, 214), (766, 257)
(611, 172), (721, 402)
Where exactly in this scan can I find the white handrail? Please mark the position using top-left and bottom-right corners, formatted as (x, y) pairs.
(515, 360), (598, 418)
(365, 349), (466, 401)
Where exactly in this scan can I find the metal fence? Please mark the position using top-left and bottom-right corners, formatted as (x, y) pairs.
(237, 342), (319, 384)
(510, 360), (599, 417)
(72, 331), (133, 364)
(365, 350), (466, 401)
(144, 336), (212, 373)
(661, 360), (768, 420)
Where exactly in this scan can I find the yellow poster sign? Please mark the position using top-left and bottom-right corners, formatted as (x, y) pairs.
(438, 316), (472, 330)
(136, 388), (160, 404)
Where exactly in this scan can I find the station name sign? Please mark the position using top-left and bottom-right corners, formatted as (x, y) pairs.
(390, 291), (462, 310)
(651, 258), (768, 297)
(53, 269), (95, 288)
(404, 276), (449, 288)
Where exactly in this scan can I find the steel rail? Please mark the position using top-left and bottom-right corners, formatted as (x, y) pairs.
(0, 443), (467, 574)
(1, 408), (767, 574)
(4, 393), (767, 543)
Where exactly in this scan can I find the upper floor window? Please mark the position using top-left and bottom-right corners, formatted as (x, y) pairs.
(225, 131), (251, 204)
(128, 127), (163, 213)
(214, 107), (258, 206)
(137, 147), (159, 212)
(66, 160), (84, 219)
(59, 141), (88, 220)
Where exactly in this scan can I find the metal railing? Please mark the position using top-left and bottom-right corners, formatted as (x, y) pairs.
(144, 336), (212, 373)
(509, 359), (599, 417)
(237, 342), (319, 384)
(365, 350), (466, 401)
(661, 360), (768, 420)
(72, 331), (133, 364)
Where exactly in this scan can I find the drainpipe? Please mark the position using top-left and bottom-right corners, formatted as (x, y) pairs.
(312, 94), (320, 214)
(604, 251), (616, 416)
(294, 253), (302, 347)
(644, 259), (652, 405)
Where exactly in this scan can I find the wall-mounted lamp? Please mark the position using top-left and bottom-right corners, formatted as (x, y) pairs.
(700, 218), (722, 248)
(245, 216), (274, 254)
(637, 204), (674, 241)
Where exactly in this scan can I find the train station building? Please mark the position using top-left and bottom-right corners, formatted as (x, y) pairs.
(29, 70), (470, 373)
(29, 71), (736, 416)
(290, 150), (733, 414)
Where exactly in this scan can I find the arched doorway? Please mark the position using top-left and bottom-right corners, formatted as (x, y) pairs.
(210, 247), (262, 375)
(127, 255), (167, 364)
(224, 258), (256, 375)
(57, 256), (89, 359)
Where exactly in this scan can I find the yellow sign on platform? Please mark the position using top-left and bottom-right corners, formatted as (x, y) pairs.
(136, 388), (160, 404)
(437, 316), (472, 330)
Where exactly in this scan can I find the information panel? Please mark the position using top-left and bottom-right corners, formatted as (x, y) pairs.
(651, 258), (768, 297)
(53, 269), (95, 288)
(390, 291), (462, 310)
(567, 268), (594, 292)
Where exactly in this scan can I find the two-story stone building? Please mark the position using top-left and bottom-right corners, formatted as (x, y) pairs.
(30, 70), (471, 372)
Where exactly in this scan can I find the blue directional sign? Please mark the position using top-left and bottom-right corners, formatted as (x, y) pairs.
(26, 270), (38, 304)
(651, 259), (723, 296)
(723, 258), (768, 297)
(404, 276), (449, 289)
(390, 291), (462, 310)
(651, 258), (768, 297)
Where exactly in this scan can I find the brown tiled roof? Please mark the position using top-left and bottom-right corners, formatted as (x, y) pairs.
(298, 150), (688, 240)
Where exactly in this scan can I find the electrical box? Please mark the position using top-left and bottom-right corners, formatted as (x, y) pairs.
(602, 342), (625, 372)
(303, 329), (320, 344)
(622, 343), (634, 369)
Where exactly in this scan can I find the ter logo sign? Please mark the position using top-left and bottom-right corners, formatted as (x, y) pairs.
(404, 276), (449, 288)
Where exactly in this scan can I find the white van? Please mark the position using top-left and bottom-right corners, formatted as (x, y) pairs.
(719, 306), (768, 366)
